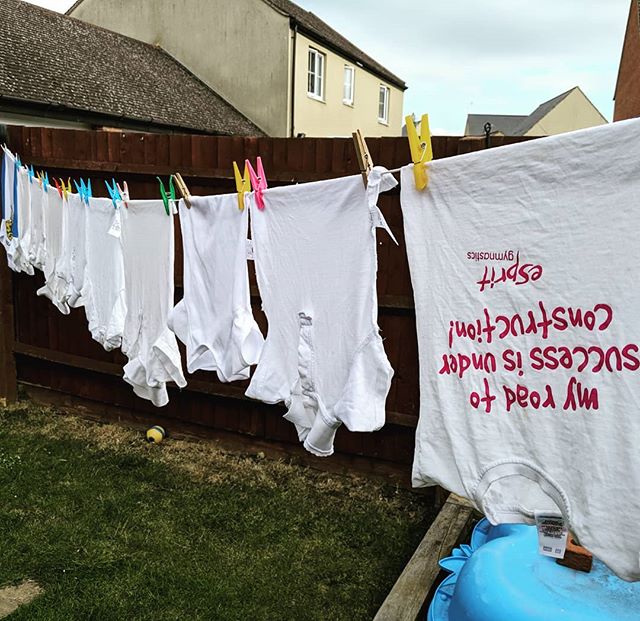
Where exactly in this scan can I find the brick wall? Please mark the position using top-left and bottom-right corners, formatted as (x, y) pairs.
(614, 1), (640, 121)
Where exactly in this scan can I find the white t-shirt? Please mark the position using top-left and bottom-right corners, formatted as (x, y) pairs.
(401, 118), (640, 581)
(246, 169), (397, 456)
(169, 194), (264, 382)
(120, 200), (186, 407)
(82, 197), (126, 350)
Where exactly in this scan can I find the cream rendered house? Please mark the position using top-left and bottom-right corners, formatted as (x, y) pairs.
(465, 87), (607, 137)
(67, 0), (406, 137)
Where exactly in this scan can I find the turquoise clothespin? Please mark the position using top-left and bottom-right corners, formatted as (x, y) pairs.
(42, 171), (49, 188)
(27, 165), (35, 184)
(156, 175), (175, 216)
(86, 178), (92, 201)
(74, 178), (88, 205)
(105, 178), (121, 209)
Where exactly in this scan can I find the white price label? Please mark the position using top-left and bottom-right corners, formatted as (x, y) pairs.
(107, 209), (122, 238)
(534, 511), (568, 559)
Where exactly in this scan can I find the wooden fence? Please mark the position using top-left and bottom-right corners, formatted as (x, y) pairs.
(0, 125), (532, 483)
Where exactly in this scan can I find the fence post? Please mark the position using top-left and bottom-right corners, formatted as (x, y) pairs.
(0, 124), (17, 405)
(0, 260), (17, 405)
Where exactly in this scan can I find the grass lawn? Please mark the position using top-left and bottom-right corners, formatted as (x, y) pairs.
(0, 402), (436, 620)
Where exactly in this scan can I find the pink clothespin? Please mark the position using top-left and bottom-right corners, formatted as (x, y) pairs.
(247, 156), (267, 211)
(116, 181), (130, 208)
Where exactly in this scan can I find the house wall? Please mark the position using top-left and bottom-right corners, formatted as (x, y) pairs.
(614, 1), (640, 121)
(70, 0), (290, 136)
(292, 33), (404, 137)
(525, 88), (608, 136)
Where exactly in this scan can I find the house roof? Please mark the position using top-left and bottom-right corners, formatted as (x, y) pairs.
(465, 87), (607, 136)
(67, 0), (407, 90)
(511, 87), (578, 135)
(465, 114), (528, 136)
(1, 0), (263, 135)
(265, 0), (406, 89)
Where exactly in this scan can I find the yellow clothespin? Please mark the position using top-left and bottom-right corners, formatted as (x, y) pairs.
(352, 129), (373, 187)
(173, 173), (192, 209)
(60, 177), (72, 200)
(406, 114), (433, 191)
(233, 161), (251, 212)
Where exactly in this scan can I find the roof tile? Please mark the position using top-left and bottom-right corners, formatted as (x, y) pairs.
(0, 0), (263, 135)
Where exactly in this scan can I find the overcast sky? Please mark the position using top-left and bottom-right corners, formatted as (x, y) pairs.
(28, 0), (631, 134)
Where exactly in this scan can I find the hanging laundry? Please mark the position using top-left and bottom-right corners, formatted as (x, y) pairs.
(0, 148), (30, 273)
(401, 118), (640, 581)
(119, 200), (186, 407)
(168, 194), (264, 381)
(12, 164), (34, 275)
(246, 168), (397, 457)
(82, 197), (126, 350)
(36, 180), (70, 313)
(0, 148), (14, 260)
(56, 191), (87, 309)
(28, 174), (47, 271)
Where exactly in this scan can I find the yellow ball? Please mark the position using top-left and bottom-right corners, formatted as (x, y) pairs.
(146, 425), (166, 444)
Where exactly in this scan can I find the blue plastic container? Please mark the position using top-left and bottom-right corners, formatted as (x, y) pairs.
(428, 518), (640, 621)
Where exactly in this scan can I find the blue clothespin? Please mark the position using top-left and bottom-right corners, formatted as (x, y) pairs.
(105, 178), (121, 209)
(81, 179), (89, 204)
(42, 171), (49, 188)
(27, 165), (35, 184)
(86, 178), (92, 200)
(74, 178), (87, 204)
(156, 176), (175, 216)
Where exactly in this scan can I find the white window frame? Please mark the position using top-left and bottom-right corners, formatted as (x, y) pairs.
(307, 47), (326, 101)
(378, 84), (390, 125)
(343, 65), (355, 105)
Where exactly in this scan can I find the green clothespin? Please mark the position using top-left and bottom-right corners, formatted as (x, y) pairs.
(156, 175), (175, 216)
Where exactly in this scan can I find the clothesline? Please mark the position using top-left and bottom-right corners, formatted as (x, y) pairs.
(0, 143), (398, 459)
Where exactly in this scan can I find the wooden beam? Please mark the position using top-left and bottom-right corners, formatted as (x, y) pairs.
(373, 493), (478, 621)
(17, 157), (358, 184)
(13, 342), (418, 428)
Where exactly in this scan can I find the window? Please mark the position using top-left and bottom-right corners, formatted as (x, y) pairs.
(378, 85), (390, 124)
(343, 65), (355, 105)
(307, 47), (325, 100)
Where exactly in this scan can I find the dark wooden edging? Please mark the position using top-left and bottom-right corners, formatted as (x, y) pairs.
(374, 494), (479, 621)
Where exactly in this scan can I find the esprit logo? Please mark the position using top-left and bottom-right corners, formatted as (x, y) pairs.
(472, 251), (543, 293)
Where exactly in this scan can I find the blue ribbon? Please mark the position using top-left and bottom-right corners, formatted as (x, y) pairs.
(12, 158), (18, 238)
